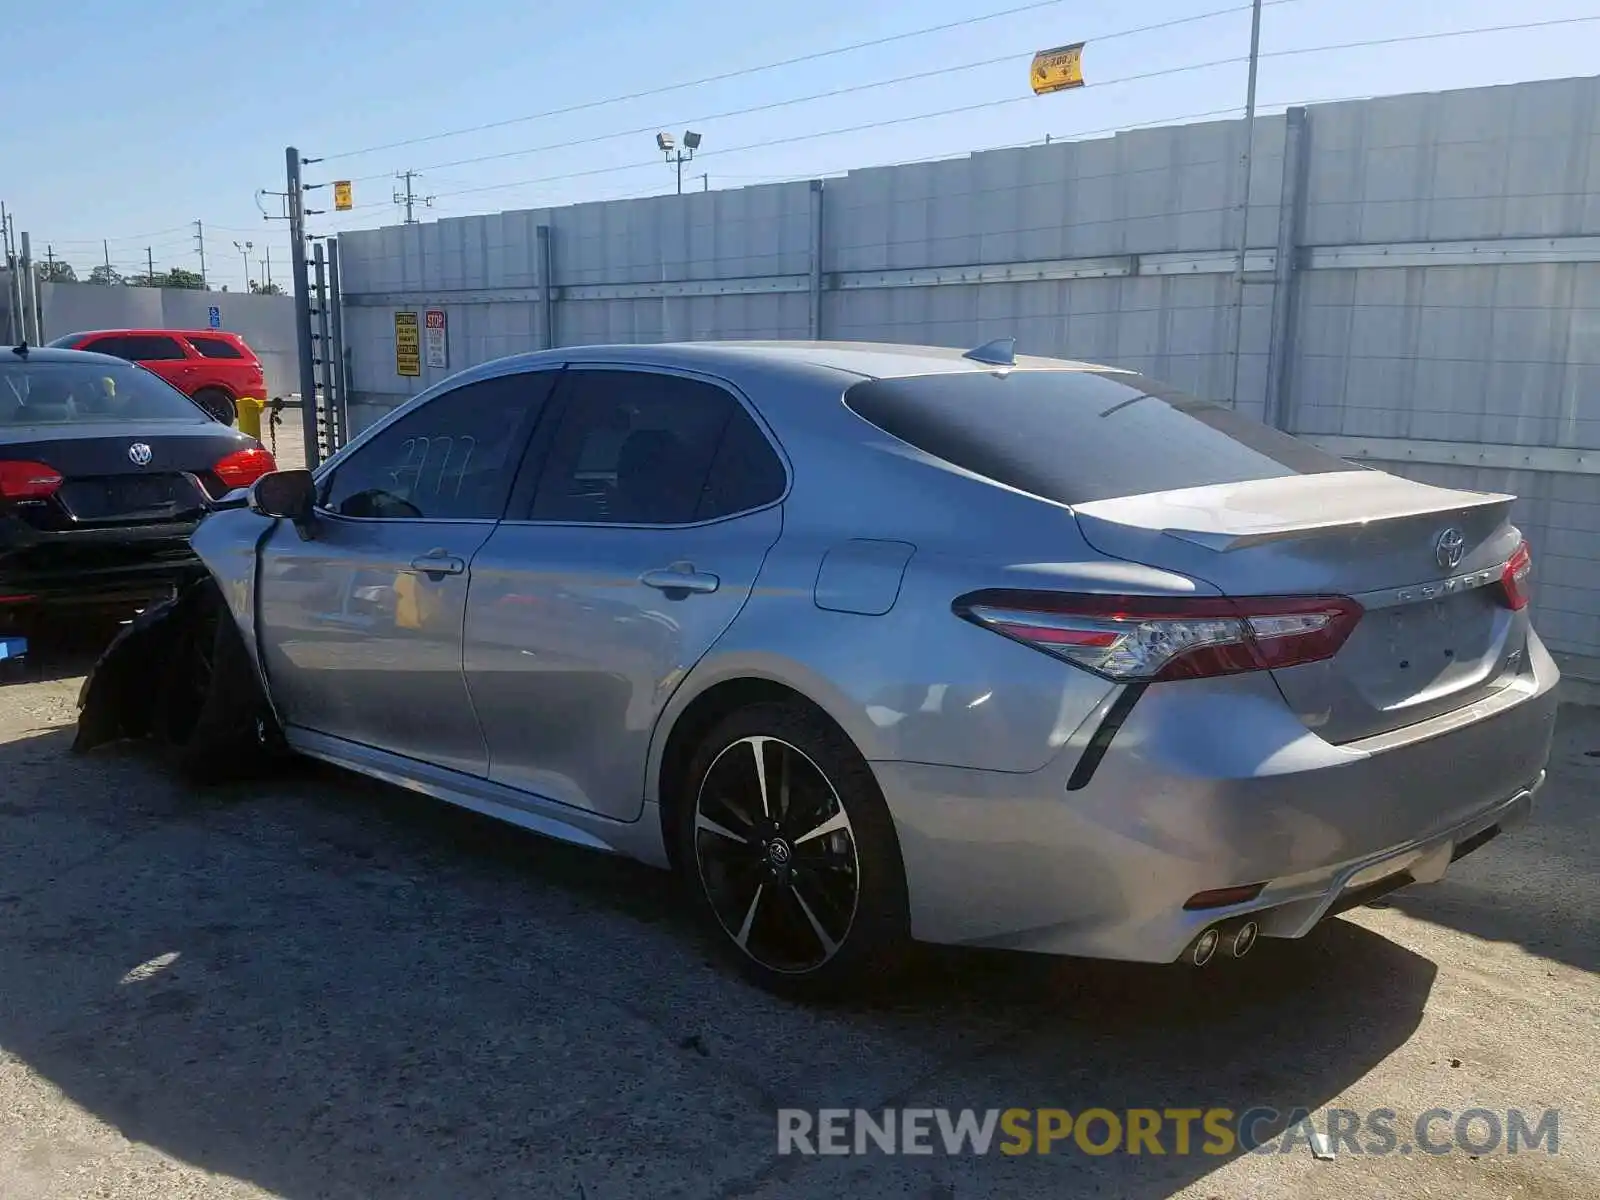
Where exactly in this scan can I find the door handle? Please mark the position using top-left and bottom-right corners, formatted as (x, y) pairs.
(410, 549), (467, 580)
(641, 564), (720, 596)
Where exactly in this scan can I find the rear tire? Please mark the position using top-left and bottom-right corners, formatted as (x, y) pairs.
(676, 700), (911, 1000)
(191, 387), (237, 425)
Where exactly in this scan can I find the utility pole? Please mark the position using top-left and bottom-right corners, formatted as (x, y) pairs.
(264, 245), (273, 289)
(393, 170), (433, 224)
(287, 146), (322, 468)
(45, 244), (55, 271)
(103, 240), (112, 281)
(1, 204), (16, 344)
(20, 231), (41, 343)
(1227, 0), (1264, 408)
(702, 173), (709, 192)
(234, 240), (253, 291)
(194, 219), (208, 289)
(146, 246), (155, 285)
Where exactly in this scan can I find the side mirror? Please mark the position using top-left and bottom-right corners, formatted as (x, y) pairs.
(249, 469), (317, 537)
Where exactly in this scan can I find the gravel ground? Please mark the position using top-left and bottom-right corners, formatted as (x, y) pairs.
(0, 648), (1594, 1200)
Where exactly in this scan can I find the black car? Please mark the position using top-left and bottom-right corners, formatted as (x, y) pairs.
(1, 344), (276, 632)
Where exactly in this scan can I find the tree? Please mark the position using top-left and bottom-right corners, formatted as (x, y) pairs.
(36, 261), (76, 283)
(249, 280), (283, 295)
(88, 264), (123, 286)
(165, 267), (204, 290)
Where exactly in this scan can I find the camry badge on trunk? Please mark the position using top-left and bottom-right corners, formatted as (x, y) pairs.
(1434, 527), (1465, 569)
(127, 443), (153, 466)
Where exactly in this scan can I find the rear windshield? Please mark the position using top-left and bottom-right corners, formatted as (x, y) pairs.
(843, 369), (1357, 504)
(0, 360), (205, 427)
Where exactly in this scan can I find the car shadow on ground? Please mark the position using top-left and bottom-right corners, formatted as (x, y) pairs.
(1383, 704), (1600, 977)
(0, 725), (1440, 1199)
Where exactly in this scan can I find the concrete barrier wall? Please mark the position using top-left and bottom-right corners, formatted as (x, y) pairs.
(330, 75), (1600, 671)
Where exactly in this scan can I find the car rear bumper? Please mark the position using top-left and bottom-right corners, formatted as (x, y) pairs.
(874, 631), (1562, 963)
(0, 518), (205, 617)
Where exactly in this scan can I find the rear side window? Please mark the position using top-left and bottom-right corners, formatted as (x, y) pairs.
(186, 335), (245, 359)
(843, 370), (1356, 505)
(530, 370), (777, 525)
(85, 335), (187, 362)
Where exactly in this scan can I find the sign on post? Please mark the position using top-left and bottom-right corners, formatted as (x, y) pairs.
(207, 305), (221, 329)
(333, 181), (354, 211)
(1030, 42), (1085, 95)
(424, 309), (448, 369)
(395, 311), (421, 377)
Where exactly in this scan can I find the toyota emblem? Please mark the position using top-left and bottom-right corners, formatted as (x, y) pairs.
(127, 443), (153, 466)
(1434, 527), (1466, 570)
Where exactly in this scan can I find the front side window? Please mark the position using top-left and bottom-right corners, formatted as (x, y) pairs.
(118, 335), (188, 361)
(321, 372), (554, 520)
(79, 336), (133, 359)
(529, 370), (776, 525)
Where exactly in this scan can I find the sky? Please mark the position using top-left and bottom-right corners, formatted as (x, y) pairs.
(3, 0), (1597, 292)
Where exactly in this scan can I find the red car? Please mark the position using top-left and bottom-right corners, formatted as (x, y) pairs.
(46, 329), (265, 425)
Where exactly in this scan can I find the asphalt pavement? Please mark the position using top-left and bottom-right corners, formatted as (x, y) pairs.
(0, 650), (1594, 1199)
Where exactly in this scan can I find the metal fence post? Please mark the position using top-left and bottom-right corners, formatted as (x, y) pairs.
(286, 146), (321, 469)
(313, 241), (337, 456)
(327, 238), (350, 448)
(1264, 106), (1310, 431)
(537, 224), (555, 349)
(808, 179), (825, 340)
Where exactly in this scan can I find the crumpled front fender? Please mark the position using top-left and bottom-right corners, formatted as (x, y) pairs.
(73, 583), (209, 754)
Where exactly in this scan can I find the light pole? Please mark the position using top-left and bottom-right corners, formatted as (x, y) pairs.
(1227, 0), (1264, 407)
(234, 239), (253, 291)
(656, 130), (703, 195)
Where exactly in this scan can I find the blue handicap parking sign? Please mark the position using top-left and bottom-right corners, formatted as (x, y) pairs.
(208, 306), (221, 328)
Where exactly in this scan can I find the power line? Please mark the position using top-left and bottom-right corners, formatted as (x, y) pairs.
(341, 2), (1296, 183)
(39, 224), (194, 247)
(1258, 13), (1600, 61)
(320, 0), (1276, 165)
(348, 53), (1244, 184)
(406, 14), (1600, 209)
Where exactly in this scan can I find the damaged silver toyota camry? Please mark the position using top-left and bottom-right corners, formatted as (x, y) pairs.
(76, 340), (1560, 998)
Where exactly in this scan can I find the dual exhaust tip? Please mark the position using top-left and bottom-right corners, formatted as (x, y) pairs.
(1188, 918), (1259, 966)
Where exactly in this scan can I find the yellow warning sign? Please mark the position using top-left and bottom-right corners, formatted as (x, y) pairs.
(395, 311), (421, 377)
(333, 180), (354, 211)
(1030, 42), (1085, 95)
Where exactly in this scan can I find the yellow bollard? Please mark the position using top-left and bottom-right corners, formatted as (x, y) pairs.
(235, 395), (265, 440)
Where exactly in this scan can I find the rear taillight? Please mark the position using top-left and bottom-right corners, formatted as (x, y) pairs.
(0, 459), (63, 501)
(955, 591), (1364, 682)
(1499, 541), (1533, 611)
(213, 446), (277, 489)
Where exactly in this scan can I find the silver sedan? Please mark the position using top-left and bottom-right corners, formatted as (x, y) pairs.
(75, 339), (1560, 997)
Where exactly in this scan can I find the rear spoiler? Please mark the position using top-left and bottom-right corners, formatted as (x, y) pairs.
(1074, 473), (1515, 554)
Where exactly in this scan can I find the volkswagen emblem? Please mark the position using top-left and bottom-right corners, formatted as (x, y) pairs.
(127, 443), (153, 467)
(1434, 527), (1466, 570)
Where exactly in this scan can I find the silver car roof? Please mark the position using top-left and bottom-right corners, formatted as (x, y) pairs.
(456, 340), (1121, 388)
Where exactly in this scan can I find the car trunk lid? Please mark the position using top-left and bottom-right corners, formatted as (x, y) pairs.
(2, 422), (244, 529)
(1071, 470), (1527, 742)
